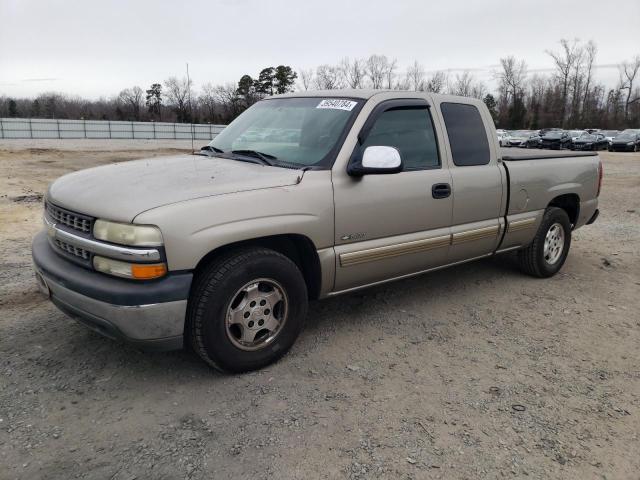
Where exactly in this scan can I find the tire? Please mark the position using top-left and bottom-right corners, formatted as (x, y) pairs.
(187, 247), (308, 373)
(517, 207), (572, 278)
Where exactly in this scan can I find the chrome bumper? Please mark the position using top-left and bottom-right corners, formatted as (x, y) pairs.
(35, 267), (186, 350)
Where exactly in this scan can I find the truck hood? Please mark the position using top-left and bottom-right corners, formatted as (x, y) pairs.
(47, 154), (302, 222)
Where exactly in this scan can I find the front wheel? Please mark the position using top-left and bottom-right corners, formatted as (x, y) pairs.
(517, 207), (572, 278)
(187, 248), (308, 373)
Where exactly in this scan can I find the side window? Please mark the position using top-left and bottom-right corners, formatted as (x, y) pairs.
(361, 107), (439, 170)
(440, 102), (490, 166)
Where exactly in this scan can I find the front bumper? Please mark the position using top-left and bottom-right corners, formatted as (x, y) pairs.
(572, 144), (592, 150)
(32, 231), (192, 351)
(610, 144), (635, 152)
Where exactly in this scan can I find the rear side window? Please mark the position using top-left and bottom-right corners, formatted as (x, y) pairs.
(441, 102), (490, 166)
(361, 107), (439, 170)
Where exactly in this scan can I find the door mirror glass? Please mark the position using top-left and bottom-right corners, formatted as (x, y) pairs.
(349, 146), (403, 176)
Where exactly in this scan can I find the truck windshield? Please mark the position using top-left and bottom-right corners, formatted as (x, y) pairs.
(208, 97), (362, 168)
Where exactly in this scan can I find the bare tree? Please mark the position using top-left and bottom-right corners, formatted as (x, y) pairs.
(339, 57), (366, 89)
(118, 86), (144, 120)
(406, 60), (426, 91)
(546, 39), (582, 127)
(314, 65), (342, 90)
(199, 83), (218, 122)
(581, 41), (597, 118)
(299, 69), (314, 91)
(385, 58), (398, 89)
(470, 81), (487, 100)
(366, 54), (389, 89)
(164, 76), (193, 122)
(425, 71), (447, 93)
(451, 71), (474, 96)
(213, 83), (243, 122)
(496, 56), (528, 102)
(619, 55), (640, 121)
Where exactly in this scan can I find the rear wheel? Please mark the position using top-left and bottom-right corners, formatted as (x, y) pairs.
(187, 247), (308, 373)
(517, 207), (572, 278)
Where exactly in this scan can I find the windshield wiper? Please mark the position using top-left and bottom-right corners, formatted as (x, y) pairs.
(200, 145), (225, 154)
(231, 149), (277, 166)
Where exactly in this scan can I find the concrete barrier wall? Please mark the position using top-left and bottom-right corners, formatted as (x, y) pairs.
(0, 118), (225, 140)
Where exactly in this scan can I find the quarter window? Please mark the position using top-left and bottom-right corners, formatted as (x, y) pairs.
(441, 102), (490, 166)
(361, 107), (439, 170)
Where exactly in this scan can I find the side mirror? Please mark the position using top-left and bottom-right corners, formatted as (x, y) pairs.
(348, 146), (403, 176)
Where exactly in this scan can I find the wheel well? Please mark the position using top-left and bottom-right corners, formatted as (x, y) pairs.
(193, 234), (322, 300)
(548, 194), (580, 226)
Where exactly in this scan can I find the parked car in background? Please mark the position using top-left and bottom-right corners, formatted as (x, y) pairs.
(538, 128), (562, 137)
(571, 132), (608, 151)
(609, 130), (640, 152)
(568, 130), (587, 141)
(505, 130), (535, 147)
(496, 129), (509, 147)
(599, 130), (620, 144)
(541, 130), (572, 149)
(525, 133), (543, 148)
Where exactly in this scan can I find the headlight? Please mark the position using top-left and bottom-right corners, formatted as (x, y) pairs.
(628, 142), (634, 146)
(93, 256), (167, 280)
(93, 219), (163, 246)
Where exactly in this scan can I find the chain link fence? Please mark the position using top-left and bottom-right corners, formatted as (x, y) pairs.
(0, 118), (226, 140)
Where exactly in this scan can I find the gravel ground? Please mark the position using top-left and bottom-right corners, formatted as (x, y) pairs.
(0, 141), (639, 479)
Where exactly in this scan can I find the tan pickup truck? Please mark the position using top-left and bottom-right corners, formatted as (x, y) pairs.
(32, 90), (602, 372)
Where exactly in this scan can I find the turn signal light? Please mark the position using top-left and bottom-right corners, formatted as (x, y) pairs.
(131, 263), (167, 280)
(93, 256), (167, 280)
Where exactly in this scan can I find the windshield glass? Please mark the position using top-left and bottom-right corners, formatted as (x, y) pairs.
(209, 97), (362, 168)
(544, 132), (564, 138)
(578, 134), (596, 141)
(601, 130), (619, 136)
(570, 130), (584, 136)
(511, 130), (530, 137)
(616, 133), (635, 140)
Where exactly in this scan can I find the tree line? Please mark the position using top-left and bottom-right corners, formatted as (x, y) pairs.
(1, 40), (638, 129)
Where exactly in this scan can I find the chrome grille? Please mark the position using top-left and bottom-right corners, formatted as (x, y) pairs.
(46, 202), (92, 233)
(54, 239), (90, 260)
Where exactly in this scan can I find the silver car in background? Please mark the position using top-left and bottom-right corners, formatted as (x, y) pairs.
(506, 130), (536, 147)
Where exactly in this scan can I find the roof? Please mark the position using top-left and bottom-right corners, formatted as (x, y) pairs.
(273, 89), (394, 100)
(271, 89), (485, 105)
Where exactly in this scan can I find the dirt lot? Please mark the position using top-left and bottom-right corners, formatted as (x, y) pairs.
(0, 140), (639, 480)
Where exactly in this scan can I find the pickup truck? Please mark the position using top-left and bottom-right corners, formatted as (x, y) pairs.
(32, 90), (602, 373)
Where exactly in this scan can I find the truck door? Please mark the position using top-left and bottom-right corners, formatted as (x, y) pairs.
(437, 101), (504, 263)
(332, 99), (453, 292)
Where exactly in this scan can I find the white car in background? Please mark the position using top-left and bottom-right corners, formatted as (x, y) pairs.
(568, 130), (587, 142)
(506, 130), (536, 147)
(599, 130), (620, 144)
(496, 129), (509, 147)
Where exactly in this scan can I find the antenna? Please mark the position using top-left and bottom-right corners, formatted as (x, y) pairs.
(186, 62), (194, 154)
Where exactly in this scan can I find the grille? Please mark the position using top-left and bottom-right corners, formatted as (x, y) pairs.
(46, 202), (93, 234)
(54, 239), (90, 260)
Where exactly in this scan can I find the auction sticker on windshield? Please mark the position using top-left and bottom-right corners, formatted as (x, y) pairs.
(316, 99), (358, 111)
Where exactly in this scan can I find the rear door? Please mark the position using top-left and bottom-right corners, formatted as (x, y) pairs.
(332, 98), (453, 292)
(435, 101), (505, 263)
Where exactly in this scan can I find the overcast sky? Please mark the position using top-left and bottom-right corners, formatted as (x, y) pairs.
(1, 0), (639, 99)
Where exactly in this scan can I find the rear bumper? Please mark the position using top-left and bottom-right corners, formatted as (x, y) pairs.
(32, 231), (192, 351)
